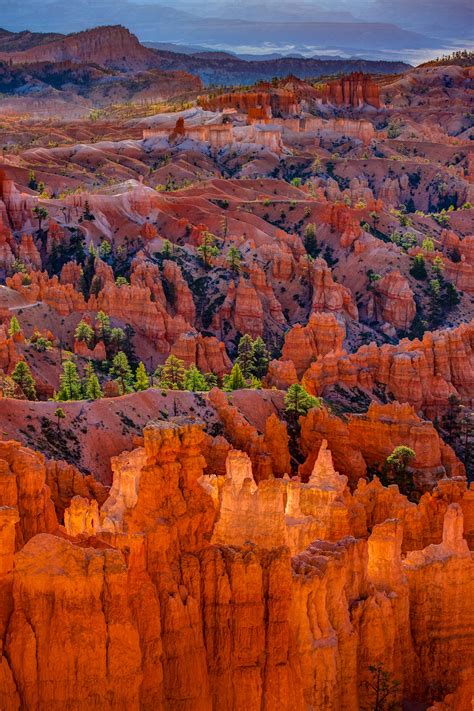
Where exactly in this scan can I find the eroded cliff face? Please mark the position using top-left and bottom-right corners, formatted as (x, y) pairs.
(0, 422), (472, 711)
(298, 320), (474, 418)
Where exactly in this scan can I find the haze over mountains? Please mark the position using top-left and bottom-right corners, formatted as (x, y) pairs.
(0, 0), (472, 63)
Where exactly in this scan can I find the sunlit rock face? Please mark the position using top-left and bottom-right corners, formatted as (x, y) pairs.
(0, 420), (472, 710)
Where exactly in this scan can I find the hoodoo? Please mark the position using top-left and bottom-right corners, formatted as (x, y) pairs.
(0, 8), (471, 710)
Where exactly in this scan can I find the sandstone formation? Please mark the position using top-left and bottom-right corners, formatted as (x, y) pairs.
(318, 72), (381, 108)
(0, 323), (18, 371)
(1, 422), (472, 710)
(6, 270), (87, 316)
(170, 332), (231, 376)
(300, 321), (474, 416)
(281, 312), (346, 377)
(307, 257), (358, 320)
(372, 270), (416, 330)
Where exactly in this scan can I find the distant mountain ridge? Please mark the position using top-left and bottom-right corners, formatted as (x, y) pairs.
(0, 25), (159, 71)
(0, 27), (63, 52)
(0, 25), (412, 87)
(146, 46), (412, 86)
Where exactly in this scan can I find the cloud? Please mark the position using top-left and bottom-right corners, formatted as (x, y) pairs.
(371, 0), (474, 37)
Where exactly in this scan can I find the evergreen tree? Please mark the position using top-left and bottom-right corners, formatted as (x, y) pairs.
(284, 384), (321, 421)
(28, 169), (37, 190)
(95, 311), (111, 341)
(8, 316), (21, 338)
(30, 332), (52, 352)
(11, 360), (37, 400)
(184, 366), (209, 391)
(197, 231), (220, 268)
(99, 240), (112, 259)
(432, 255), (445, 277)
(251, 337), (270, 378)
(362, 662), (401, 711)
(162, 239), (173, 258)
(236, 334), (254, 378)
(204, 372), (218, 389)
(410, 254), (427, 280)
(303, 223), (319, 258)
(386, 446), (416, 474)
(109, 327), (125, 354)
(85, 372), (102, 400)
(57, 359), (82, 401)
(159, 355), (186, 390)
(223, 363), (246, 391)
(109, 351), (133, 395)
(385, 445), (416, 494)
(82, 200), (94, 221)
(54, 407), (66, 432)
(74, 320), (94, 346)
(369, 211), (380, 231)
(123, 324), (138, 367)
(135, 362), (149, 391)
(421, 236), (434, 251)
(32, 205), (48, 232)
(445, 282), (460, 307)
(227, 245), (242, 273)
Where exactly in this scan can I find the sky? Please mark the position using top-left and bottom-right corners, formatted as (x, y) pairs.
(1, 0), (472, 63)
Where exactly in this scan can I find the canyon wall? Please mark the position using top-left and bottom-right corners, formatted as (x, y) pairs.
(0, 421), (472, 710)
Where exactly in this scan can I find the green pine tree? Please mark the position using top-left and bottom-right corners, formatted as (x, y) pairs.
(109, 351), (133, 395)
(422, 236), (434, 251)
(386, 445), (416, 473)
(251, 337), (270, 379)
(85, 372), (102, 400)
(223, 363), (247, 391)
(159, 355), (186, 390)
(109, 327), (125, 354)
(303, 222), (319, 258)
(236, 334), (254, 378)
(204, 372), (218, 389)
(284, 384), (321, 421)
(197, 231), (220, 268)
(445, 281), (460, 308)
(184, 366), (209, 391)
(54, 407), (66, 432)
(135, 362), (149, 391)
(410, 253), (427, 280)
(57, 359), (82, 401)
(11, 360), (37, 400)
(74, 320), (95, 346)
(432, 255), (445, 277)
(162, 239), (173, 258)
(32, 205), (48, 232)
(362, 662), (401, 711)
(95, 311), (111, 341)
(8, 316), (21, 338)
(385, 445), (416, 495)
(227, 245), (242, 273)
